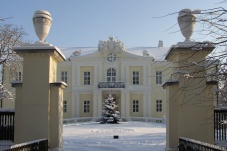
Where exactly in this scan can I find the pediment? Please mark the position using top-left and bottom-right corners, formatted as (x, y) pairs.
(98, 37), (125, 53)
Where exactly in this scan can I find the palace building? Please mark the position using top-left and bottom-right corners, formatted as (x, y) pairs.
(58, 37), (171, 119)
(2, 37), (172, 119)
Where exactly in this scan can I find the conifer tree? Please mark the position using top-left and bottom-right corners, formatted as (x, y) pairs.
(100, 93), (121, 124)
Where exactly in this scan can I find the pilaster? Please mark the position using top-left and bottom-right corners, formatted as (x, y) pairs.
(125, 90), (130, 118)
(75, 92), (80, 118)
(147, 93), (151, 117)
(72, 65), (76, 86)
(93, 90), (98, 117)
(121, 62), (124, 82)
(98, 63), (102, 82)
(94, 65), (98, 86)
(76, 65), (80, 86)
(143, 93), (147, 117)
(71, 92), (76, 118)
(126, 65), (129, 83)
(121, 91), (126, 118)
(97, 91), (102, 117)
(143, 65), (147, 85)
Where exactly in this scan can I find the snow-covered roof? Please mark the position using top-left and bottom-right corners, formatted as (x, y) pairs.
(59, 46), (169, 61)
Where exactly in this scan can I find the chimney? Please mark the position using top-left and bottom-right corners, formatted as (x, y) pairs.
(158, 40), (163, 47)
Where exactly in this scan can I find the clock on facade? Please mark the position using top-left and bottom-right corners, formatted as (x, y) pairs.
(107, 53), (116, 62)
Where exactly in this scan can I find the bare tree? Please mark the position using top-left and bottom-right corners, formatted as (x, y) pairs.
(0, 24), (27, 103)
(157, 7), (227, 107)
(195, 7), (227, 106)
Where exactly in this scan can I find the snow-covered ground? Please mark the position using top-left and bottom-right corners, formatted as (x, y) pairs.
(63, 121), (166, 151)
(0, 122), (166, 151)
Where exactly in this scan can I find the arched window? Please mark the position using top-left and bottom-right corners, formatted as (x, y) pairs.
(107, 68), (116, 82)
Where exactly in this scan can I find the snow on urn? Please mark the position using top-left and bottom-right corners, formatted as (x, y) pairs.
(178, 9), (196, 41)
(33, 10), (52, 42)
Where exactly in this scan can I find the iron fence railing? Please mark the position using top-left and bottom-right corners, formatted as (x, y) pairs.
(98, 82), (125, 88)
(179, 137), (225, 151)
(0, 111), (15, 141)
(3, 139), (48, 151)
(214, 108), (227, 141)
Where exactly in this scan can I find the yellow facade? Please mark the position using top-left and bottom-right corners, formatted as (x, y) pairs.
(56, 38), (172, 119)
(2, 38), (172, 120)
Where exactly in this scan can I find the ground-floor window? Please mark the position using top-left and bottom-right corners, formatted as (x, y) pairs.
(63, 100), (67, 113)
(84, 100), (90, 113)
(133, 100), (139, 112)
(156, 100), (162, 112)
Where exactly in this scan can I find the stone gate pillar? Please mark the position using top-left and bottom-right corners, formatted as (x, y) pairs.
(12, 10), (66, 150)
(164, 9), (217, 151)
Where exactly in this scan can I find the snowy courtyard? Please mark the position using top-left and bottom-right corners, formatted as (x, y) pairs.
(63, 121), (166, 151)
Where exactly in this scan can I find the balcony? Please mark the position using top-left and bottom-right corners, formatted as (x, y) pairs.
(98, 82), (125, 88)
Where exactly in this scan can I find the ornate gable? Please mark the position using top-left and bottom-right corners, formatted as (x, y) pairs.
(98, 37), (125, 53)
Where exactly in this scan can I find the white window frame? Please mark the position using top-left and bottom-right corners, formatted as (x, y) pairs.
(107, 68), (116, 82)
(61, 71), (67, 83)
(133, 100), (139, 112)
(16, 71), (22, 81)
(63, 100), (67, 113)
(156, 71), (162, 84)
(156, 100), (162, 112)
(84, 100), (90, 113)
(84, 72), (90, 85)
(133, 71), (139, 85)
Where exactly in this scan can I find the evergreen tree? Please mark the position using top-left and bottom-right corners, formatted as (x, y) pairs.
(100, 94), (121, 124)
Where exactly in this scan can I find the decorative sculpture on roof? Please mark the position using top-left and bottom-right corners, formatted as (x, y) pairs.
(98, 40), (107, 52)
(72, 50), (81, 56)
(98, 36), (125, 53)
(142, 50), (150, 57)
(68, 50), (81, 61)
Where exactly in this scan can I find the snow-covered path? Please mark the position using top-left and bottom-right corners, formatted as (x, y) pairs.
(63, 122), (166, 151)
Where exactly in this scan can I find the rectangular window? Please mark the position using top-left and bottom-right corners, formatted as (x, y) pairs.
(156, 71), (162, 84)
(15, 72), (22, 81)
(156, 100), (162, 112)
(61, 71), (67, 83)
(84, 100), (90, 113)
(84, 72), (90, 85)
(133, 71), (139, 84)
(63, 100), (67, 113)
(133, 100), (139, 112)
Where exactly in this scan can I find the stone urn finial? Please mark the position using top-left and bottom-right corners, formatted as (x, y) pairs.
(178, 9), (196, 41)
(33, 10), (52, 43)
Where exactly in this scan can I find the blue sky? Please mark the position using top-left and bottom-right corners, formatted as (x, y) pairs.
(1, 0), (225, 47)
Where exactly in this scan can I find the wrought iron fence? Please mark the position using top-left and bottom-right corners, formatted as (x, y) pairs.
(214, 108), (227, 141)
(3, 139), (48, 151)
(0, 111), (15, 141)
(179, 137), (225, 151)
(98, 82), (125, 88)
